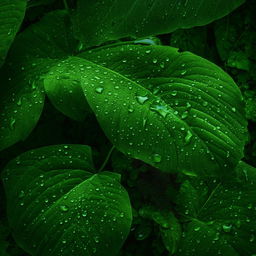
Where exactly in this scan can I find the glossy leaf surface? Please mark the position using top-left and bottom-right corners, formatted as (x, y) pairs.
(72, 0), (245, 47)
(2, 144), (132, 256)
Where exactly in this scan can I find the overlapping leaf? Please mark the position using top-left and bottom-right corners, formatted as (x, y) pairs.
(72, 0), (245, 47)
(175, 161), (256, 256)
(0, 0), (26, 67)
(1, 10), (248, 176)
(1, 144), (132, 256)
(0, 11), (86, 151)
(43, 43), (247, 175)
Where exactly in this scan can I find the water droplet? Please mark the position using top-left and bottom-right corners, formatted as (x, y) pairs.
(95, 87), (104, 94)
(213, 232), (220, 240)
(222, 224), (232, 233)
(181, 111), (188, 119)
(94, 236), (100, 243)
(181, 169), (197, 177)
(150, 104), (170, 118)
(136, 95), (149, 104)
(231, 107), (236, 112)
(171, 91), (177, 96)
(194, 226), (201, 231)
(10, 118), (16, 130)
(202, 101), (208, 107)
(128, 107), (134, 113)
(17, 98), (22, 106)
(152, 59), (158, 64)
(152, 153), (162, 163)
(18, 190), (25, 198)
(60, 205), (69, 212)
(185, 130), (193, 144)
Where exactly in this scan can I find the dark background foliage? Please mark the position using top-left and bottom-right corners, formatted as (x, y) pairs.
(0, 0), (255, 255)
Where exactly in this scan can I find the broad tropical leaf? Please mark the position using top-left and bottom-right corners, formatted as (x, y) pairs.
(1, 144), (132, 256)
(0, 11), (85, 151)
(72, 0), (245, 47)
(44, 44), (247, 175)
(175, 161), (256, 256)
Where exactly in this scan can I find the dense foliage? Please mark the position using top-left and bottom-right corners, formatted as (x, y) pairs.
(0, 0), (255, 255)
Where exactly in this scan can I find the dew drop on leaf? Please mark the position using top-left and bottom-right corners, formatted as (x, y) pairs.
(194, 226), (201, 231)
(95, 87), (104, 94)
(60, 205), (69, 212)
(150, 104), (170, 118)
(94, 236), (100, 243)
(18, 190), (25, 198)
(10, 118), (16, 130)
(185, 130), (193, 145)
(17, 98), (22, 106)
(152, 153), (162, 163)
(222, 224), (232, 233)
(136, 95), (149, 104)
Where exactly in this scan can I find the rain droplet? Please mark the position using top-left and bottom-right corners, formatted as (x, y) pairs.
(95, 87), (104, 94)
(18, 190), (25, 198)
(60, 205), (69, 212)
(10, 118), (16, 130)
(17, 98), (22, 106)
(185, 130), (193, 144)
(150, 104), (170, 118)
(152, 153), (162, 163)
(222, 224), (232, 233)
(136, 95), (149, 104)
(94, 236), (100, 243)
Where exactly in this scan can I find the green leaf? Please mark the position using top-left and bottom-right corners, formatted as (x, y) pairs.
(0, 59), (53, 152)
(44, 43), (247, 175)
(175, 161), (256, 256)
(72, 0), (245, 47)
(0, 11), (86, 151)
(2, 144), (132, 256)
(0, 0), (26, 67)
(139, 205), (181, 254)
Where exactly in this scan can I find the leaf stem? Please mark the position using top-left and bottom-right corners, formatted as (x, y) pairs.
(98, 145), (115, 172)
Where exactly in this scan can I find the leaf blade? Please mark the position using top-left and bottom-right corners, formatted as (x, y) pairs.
(72, 0), (245, 47)
(0, 0), (26, 67)
(2, 144), (132, 256)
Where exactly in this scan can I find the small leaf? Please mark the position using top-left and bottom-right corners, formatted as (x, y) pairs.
(1, 144), (132, 256)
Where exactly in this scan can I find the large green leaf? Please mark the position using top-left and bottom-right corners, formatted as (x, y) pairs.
(1, 144), (132, 256)
(72, 0), (245, 47)
(44, 44), (247, 175)
(175, 161), (256, 256)
(0, 0), (26, 67)
(0, 11), (87, 151)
